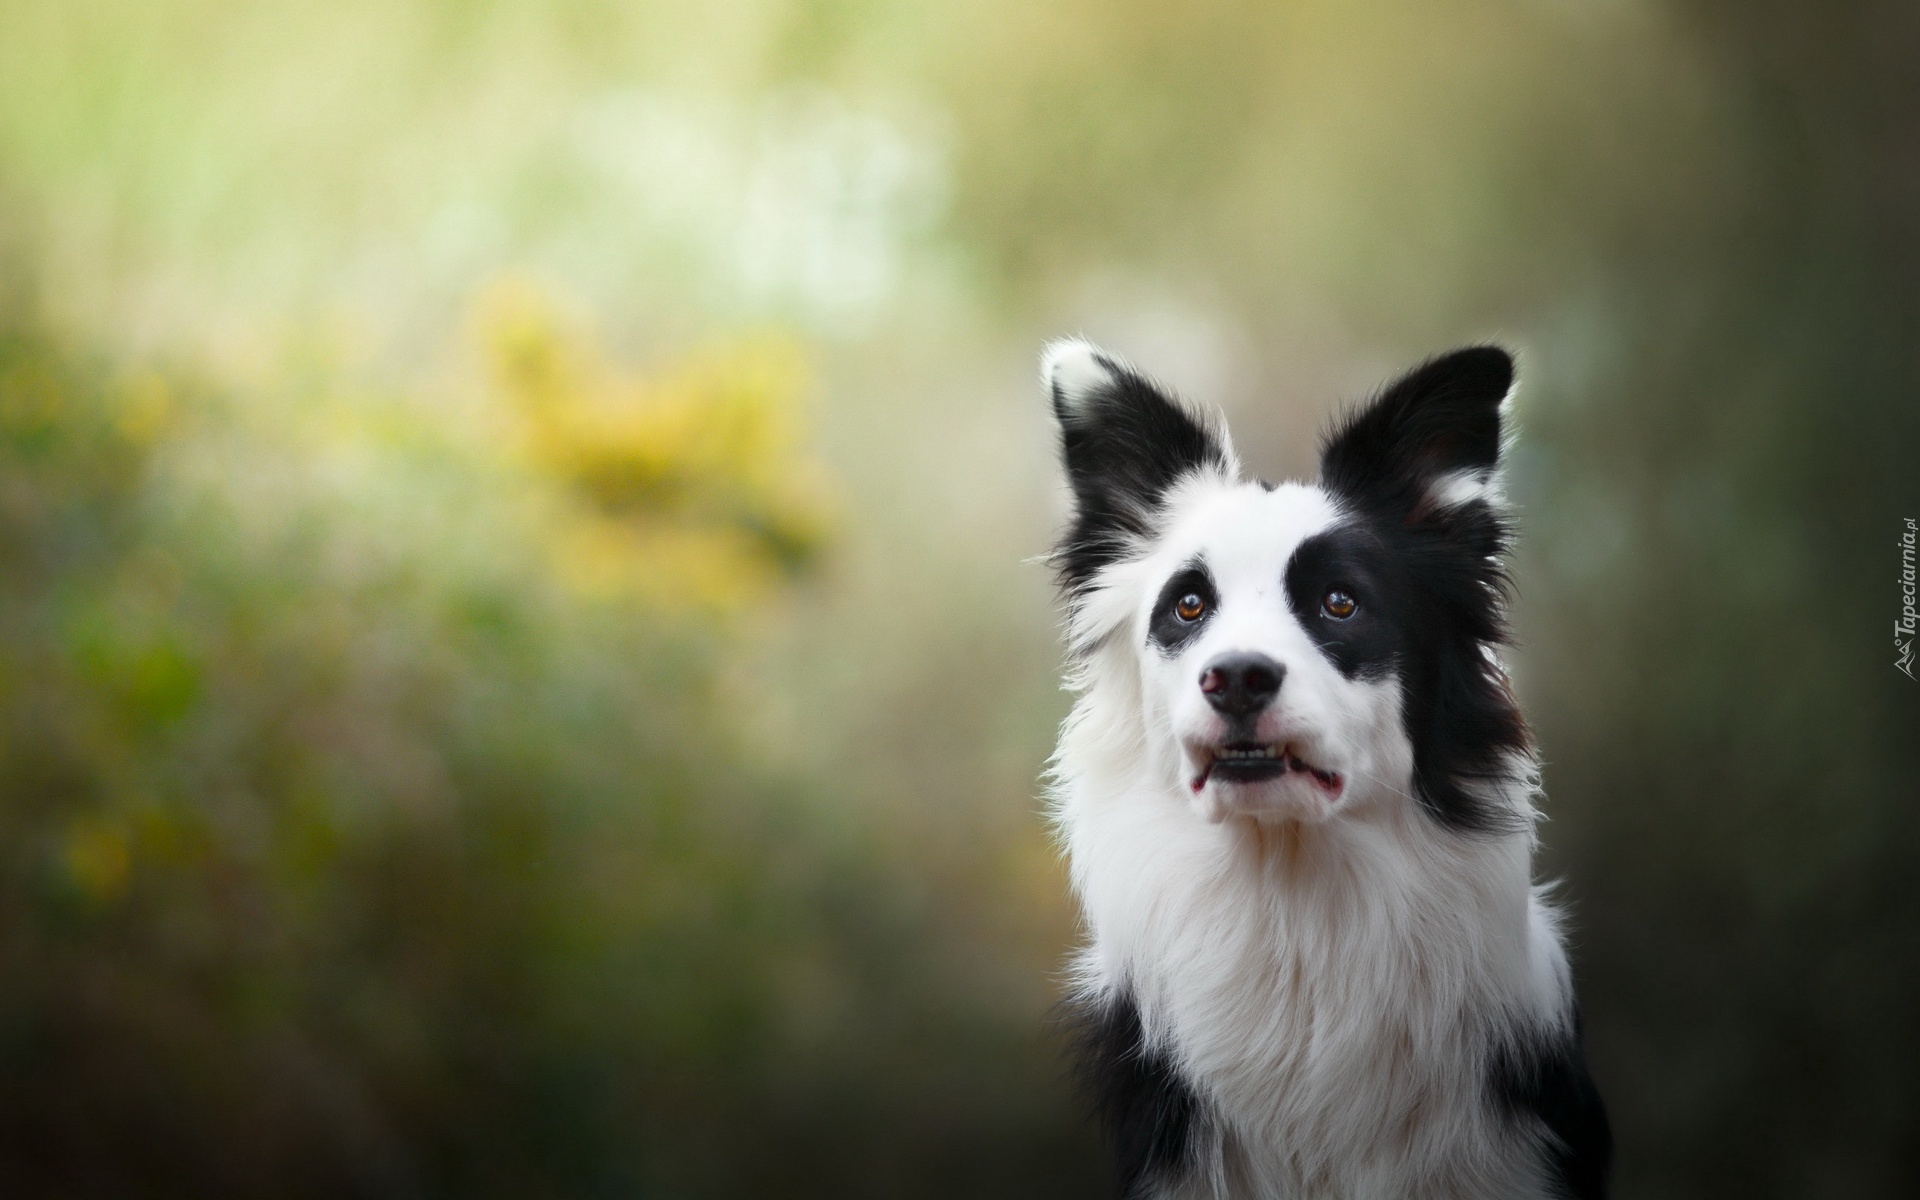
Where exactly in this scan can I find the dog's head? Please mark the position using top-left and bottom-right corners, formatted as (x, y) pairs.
(1046, 340), (1528, 831)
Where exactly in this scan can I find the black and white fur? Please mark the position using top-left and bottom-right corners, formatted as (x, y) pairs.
(1041, 341), (1609, 1200)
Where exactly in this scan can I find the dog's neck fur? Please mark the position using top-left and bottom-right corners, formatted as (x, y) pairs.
(1053, 649), (1572, 1200)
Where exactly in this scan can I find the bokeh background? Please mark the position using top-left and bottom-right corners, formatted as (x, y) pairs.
(1, 1), (1915, 1197)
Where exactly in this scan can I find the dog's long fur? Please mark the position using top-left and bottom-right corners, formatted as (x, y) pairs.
(1041, 341), (1609, 1200)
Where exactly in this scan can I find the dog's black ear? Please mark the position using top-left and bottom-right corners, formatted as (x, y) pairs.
(1044, 340), (1230, 592)
(1319, 346), (1512, 519)
(1323, 346), (1528, 836)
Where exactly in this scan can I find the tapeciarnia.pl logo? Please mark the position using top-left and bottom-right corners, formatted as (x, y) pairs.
(1899, 517), (1917, 679)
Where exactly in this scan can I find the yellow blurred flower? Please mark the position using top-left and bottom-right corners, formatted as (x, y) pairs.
(114, 372), (175, 443)
(476, 279), (833, 612)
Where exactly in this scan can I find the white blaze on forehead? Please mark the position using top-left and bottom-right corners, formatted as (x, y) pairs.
(1149, 479), (1342, 593)
(1062, 475), (1324, 655)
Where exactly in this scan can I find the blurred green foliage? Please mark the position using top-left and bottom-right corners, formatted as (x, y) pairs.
(0, 284), (1083, 1196)
(0, 1), (1914, 1198)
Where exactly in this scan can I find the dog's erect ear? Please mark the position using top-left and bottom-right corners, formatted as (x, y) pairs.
(1321, 347), (1526, 836)
(1319, 346), (1513, 518)
(1044, 339), (1230, 591)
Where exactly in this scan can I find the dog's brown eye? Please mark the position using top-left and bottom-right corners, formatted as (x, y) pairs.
(1174, 593), (1207, 622)
(1322, 590), (1357, 620)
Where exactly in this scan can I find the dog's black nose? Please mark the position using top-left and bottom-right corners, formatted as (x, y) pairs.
(1198, 652), (1285, 717)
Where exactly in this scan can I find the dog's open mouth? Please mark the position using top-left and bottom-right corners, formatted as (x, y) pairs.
(1192, 743), (1343, 795)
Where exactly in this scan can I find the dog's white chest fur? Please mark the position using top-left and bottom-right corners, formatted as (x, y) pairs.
(1059, 739), (1570, 1200)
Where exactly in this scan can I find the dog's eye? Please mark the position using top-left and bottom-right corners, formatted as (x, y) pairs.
(1174, 593), (1208, 622)
(1322, 590), (1357, 620)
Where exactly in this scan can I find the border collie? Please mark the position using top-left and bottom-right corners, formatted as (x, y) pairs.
(1040, 342), (1609, 1200)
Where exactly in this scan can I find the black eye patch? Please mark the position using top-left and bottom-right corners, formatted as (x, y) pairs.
(1283, 526), (1402, 680)
(1148, 562), (1217, 654)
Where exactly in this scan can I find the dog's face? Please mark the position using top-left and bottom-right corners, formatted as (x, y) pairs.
(1128, 478), (1410, 825)
(1047, 341), (1528, 831)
